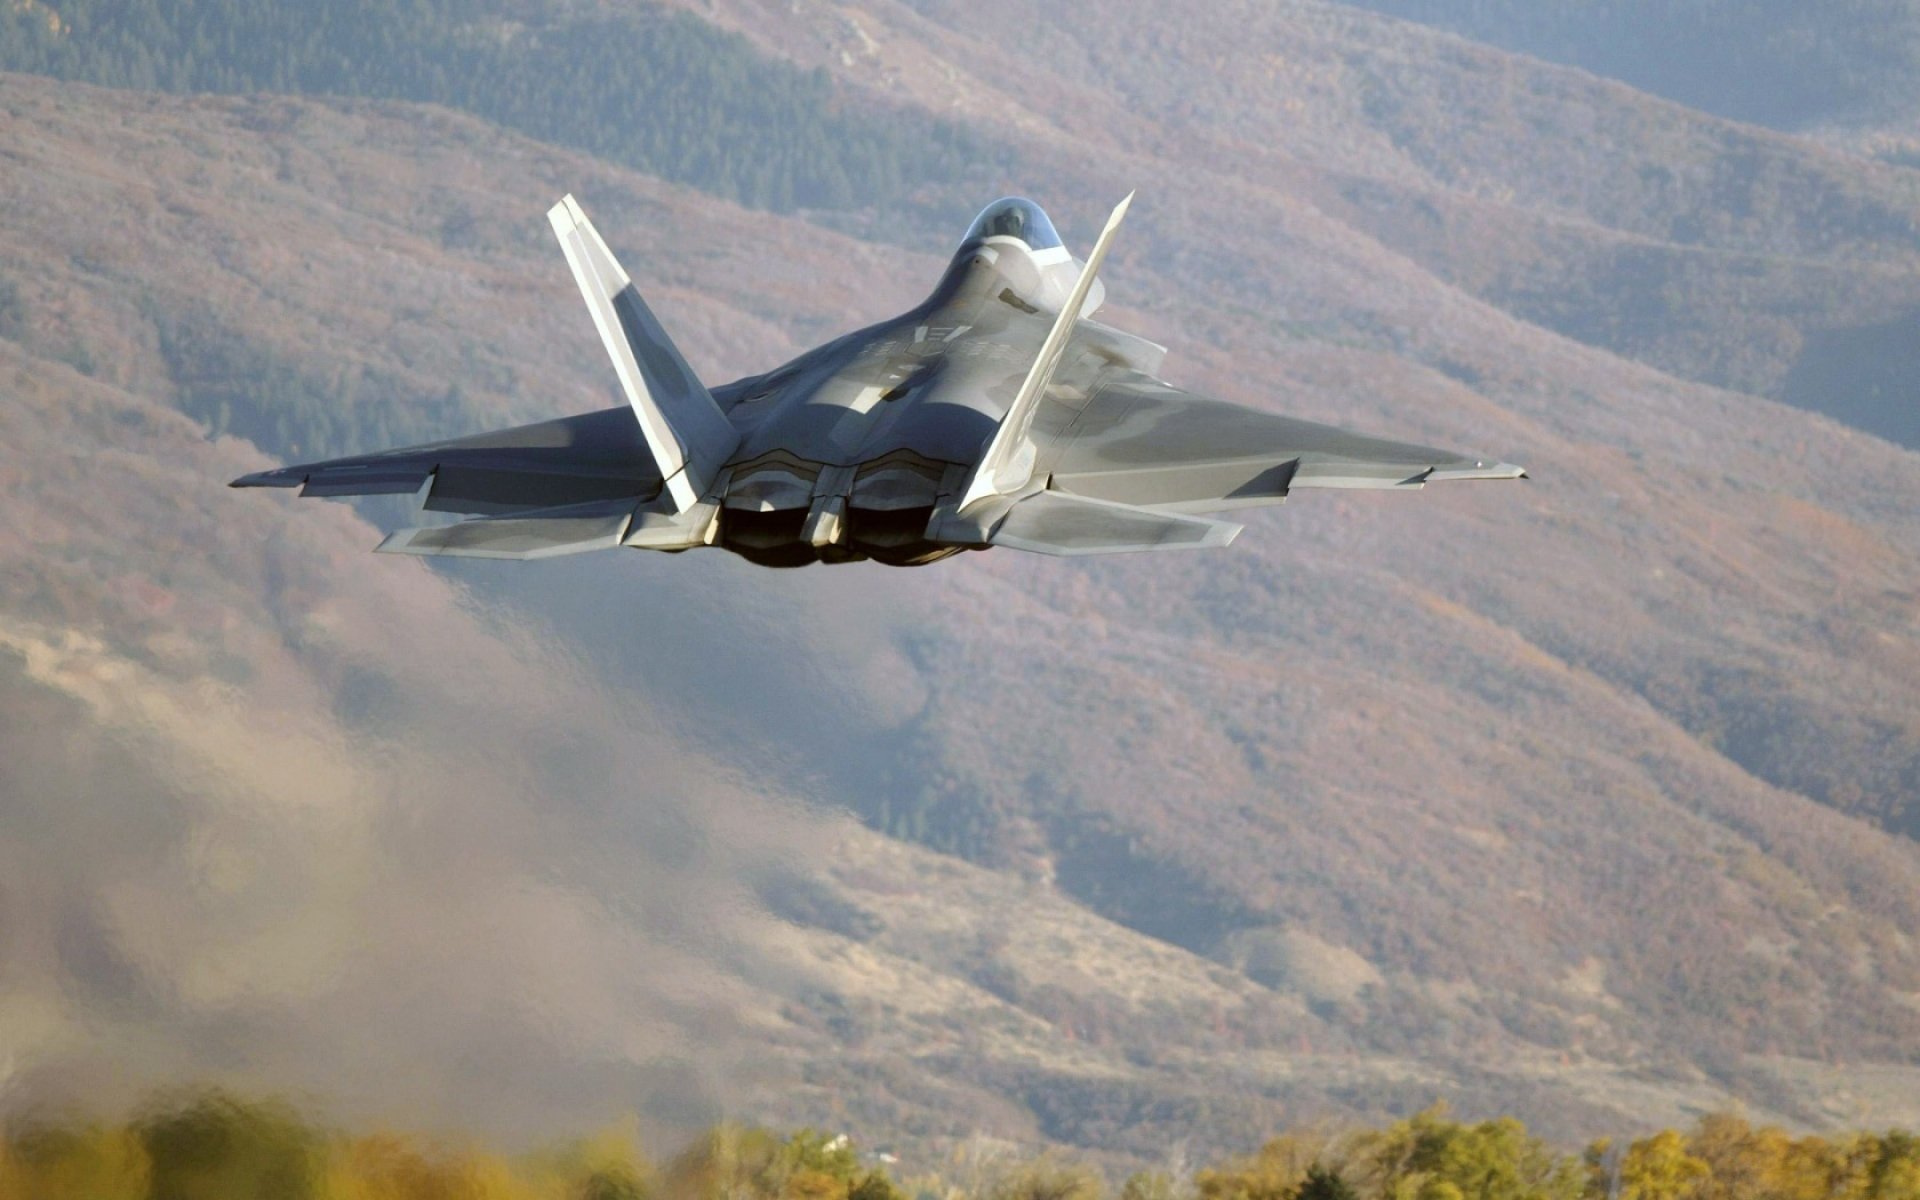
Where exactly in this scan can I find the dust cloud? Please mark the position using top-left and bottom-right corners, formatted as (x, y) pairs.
(0, 544), (835, 1146)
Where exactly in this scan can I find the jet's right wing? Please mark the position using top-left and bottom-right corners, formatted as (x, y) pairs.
(1036, 374), (1526, 513)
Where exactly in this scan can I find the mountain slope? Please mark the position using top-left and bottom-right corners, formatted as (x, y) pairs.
(0, 75), (1750, 1162)
(0, 42), (1918, 1161)
(1332, 0), (1920, 131)
(656, 0), (1920, 828)
(668, 0), (1920, 454)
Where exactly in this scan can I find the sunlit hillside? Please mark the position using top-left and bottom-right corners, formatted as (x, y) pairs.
(1339, 0), (1920, 130)
(0, 0), (1917, 1168)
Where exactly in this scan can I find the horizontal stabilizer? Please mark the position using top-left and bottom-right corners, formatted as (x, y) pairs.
(376, 499), (634, 560)
(988, 490), (1240, 556)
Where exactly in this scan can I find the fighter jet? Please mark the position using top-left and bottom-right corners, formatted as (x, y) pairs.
(232, 194), (1525, 566)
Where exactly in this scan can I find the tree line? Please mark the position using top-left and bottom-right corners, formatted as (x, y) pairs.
(3, 1090), (1917, 1200)
(0, 0), (1001, 213)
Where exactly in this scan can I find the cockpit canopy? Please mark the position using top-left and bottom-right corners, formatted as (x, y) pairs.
(960, 197), (1064, 252)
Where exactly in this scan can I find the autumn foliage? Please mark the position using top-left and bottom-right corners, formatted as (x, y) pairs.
(2, 1093), (1916, 1200)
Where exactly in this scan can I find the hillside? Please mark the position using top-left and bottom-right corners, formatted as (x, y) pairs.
(665, 0), (1920, 454)
(10, 0), (1918, 446)
(0, 0), (1000, 217)
(0, 75), (1678, 1160)
(1, 0), (1919, 1164)
(1336, 0), (1920, 132)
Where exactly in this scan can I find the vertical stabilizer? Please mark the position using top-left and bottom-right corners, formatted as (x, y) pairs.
(957, 192), (1134, 511)
(547, 194), (738, 512)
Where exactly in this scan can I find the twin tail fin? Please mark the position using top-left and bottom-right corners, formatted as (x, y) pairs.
(546, 195), (738, 512)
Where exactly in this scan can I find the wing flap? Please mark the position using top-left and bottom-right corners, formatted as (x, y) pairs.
(422, 465), (648, 515)
(298, 468), (430, 498)
(988, 490), (1240, 556)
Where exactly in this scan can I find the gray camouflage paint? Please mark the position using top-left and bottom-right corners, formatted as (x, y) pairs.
(233, 197), (1525, 566)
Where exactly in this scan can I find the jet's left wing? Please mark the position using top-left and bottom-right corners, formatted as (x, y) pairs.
(1035, 373), (1525, 514)
(229, 407), (661, 517)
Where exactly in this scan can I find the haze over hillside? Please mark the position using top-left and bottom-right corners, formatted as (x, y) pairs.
(8, 0), (1918, 447)
(0, 0), (1917, 1166)
(1340, 0), (1920, 132)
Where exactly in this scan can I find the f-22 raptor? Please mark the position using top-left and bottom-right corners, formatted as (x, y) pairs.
(234, 194), (1525, 566)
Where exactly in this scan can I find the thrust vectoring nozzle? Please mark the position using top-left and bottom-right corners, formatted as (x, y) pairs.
(957, 192), (1134, 511)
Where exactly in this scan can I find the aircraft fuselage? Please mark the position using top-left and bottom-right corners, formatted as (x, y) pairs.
(712, 239), (1075, 565)
(232, 194), (1524, 564)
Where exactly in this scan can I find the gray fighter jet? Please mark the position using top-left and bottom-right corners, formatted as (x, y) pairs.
(233, 194), (1525, 566)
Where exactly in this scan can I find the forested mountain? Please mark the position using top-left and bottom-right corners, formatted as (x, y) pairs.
(679, 0), (1920, 450)
(0, 0), (999, 216)
(2, 0), (1919, 1170)
(1336, 0), (1920, 130)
